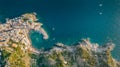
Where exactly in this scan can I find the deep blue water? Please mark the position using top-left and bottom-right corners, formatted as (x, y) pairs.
(0, 0), (120, 60)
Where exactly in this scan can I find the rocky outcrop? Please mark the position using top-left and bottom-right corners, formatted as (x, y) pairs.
(37, 39), (120, 67)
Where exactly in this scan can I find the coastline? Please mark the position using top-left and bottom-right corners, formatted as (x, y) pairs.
(0, 12), (120, 67)
(0, 13), (49, 53)
(37, 39), (120, 67)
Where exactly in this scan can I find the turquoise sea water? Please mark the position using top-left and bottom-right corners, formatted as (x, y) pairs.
(0, 0), (120, 60)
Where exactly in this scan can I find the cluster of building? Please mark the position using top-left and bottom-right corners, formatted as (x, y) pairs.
(0, 13), (49, 52)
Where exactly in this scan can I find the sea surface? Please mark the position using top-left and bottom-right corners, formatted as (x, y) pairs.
(0, 0), (120, 60)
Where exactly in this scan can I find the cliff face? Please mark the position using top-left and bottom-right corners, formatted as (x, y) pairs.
(37, 39), (120, 67)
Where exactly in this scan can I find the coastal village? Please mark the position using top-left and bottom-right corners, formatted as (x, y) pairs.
(0, 13), (50, 67)
(0, 13), (49, 54)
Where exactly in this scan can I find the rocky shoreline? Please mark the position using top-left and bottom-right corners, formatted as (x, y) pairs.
(0, 13), (119, 67)
(37, 39), (120, 67)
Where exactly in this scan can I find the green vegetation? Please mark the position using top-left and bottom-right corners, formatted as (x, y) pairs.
(2, 50), (11, 59)
(36, 46), (119, 67)
(62, 50), (74, 65)
(76, 47), (90, 59)
(1, 39), (31, 67)
(1, 39), (119, 67)
(37, 51), (68, 67)
(76, 47), (96, 66)
(106, 49), (115, 67)
(29, 53), (38, 59)
(100, 60), (109, 67)
(8, 46), (31, 67)
(55, 52), (66, 67)
(37, 54), (50, 67)
(97, 49), (116, 67)
(1, 49), (11, 67)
